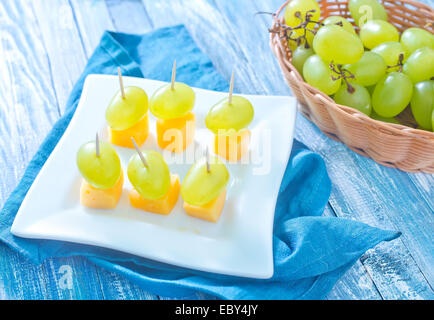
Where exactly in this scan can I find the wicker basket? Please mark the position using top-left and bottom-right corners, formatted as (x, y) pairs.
(270, 0), (434, 173)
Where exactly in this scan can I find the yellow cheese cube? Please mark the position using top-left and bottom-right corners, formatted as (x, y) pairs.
(214, 129), (250, 162)
(183, 189), (226, 222)
(156, 112), (195, 153)
(108, 114), (149, 148)
(80, 171), (124, 209)
(129, 174), (180, 215)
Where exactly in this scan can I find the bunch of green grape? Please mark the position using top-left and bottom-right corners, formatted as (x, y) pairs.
(284, 0), (434, 131)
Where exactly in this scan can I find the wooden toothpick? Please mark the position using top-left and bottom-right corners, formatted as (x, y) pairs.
(228, 70), (234, 105)
(131, 137), (148, 167)
(171, 59), (176, 90)
(118, 67), (126, 99)
(206, 147), (211, 173)
(95, 132), (100, 157)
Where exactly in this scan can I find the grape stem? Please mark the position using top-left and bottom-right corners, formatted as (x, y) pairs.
(387, 53), (404, 72)
(329, 62), (356, 94)
(266, 9), (323, 50)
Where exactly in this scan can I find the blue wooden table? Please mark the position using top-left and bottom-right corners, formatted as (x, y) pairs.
(0, 0), (433, 300)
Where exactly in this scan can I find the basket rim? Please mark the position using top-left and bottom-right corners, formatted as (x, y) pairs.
(269, 0), (434, 141)
(274, 0), (434, 17)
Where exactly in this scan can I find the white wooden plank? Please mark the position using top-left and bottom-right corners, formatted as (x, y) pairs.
(69, 0), (115, 58)
(0, 246), (48, 299)
(0, 0), (109, 300)
(408, 173), (434, 211)
(31, 0), (88, 112)
(0, 0), (99, 300)
(211, 0), (291, 95)
(142, 0), (269, 95)
(94, 267), (159, 300)
(0, 0), (60, 206)
(36, 257), (105, 299)
(105, 0), (153, 33)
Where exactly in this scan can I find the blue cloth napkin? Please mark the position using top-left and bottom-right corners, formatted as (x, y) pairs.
(0, 25), (400, 300)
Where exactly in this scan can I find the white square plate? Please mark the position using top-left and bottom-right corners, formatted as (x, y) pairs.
(11, 74), (296, 279)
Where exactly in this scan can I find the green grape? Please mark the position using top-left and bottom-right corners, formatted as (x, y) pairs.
(334, 83), (372, 115)
(348, 0), (387, 27)
(303, 55), (342, 95)
(313, 25), (364, 64)
(403, 47), (434, 84)
(370, 111), (400, 124)
(127, 150), (170, 200)
(205, 96), (254, 134)
(181, 156), (229, 206)
(292, 45), (314, 75)
(372, 72), (413, 117)
(344, 51), (386, 86)
(284, 0), (321, 38)
(410, 80), (434, 130)
(287, 37), (298, 52)
(322, 16), (356, 34)
(150, 82), (195, 120)
(359, 20), (399, 49)
(106, 86), (148, 131)
(400, 27), (434, 56)
(77, 140), (121, 189)
(371, 41), (406, 72)
(366, 85), (376, 95)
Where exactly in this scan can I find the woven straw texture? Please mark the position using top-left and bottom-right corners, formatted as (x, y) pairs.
(270, 0), (434, 173)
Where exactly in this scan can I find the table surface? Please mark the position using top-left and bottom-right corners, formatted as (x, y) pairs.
(0, 0), (433, 300)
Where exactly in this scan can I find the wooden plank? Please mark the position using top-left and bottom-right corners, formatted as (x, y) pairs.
(69, 0), (115, 58)
(30, 0), (88, 112)
(408, 173), (434, 212)
(0, 0), (63, 300)
(326, 260), (382, 300)
(211, 0), (290, 95)
(0, 0), (60, 205)
(105, 0), (153, 33)
(94, 268), (158, 300)
(38, 257), (105, 299)
(142, 0), (270, 95)
(0, 0), (109, 300)
(0, 246), (48, 299)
